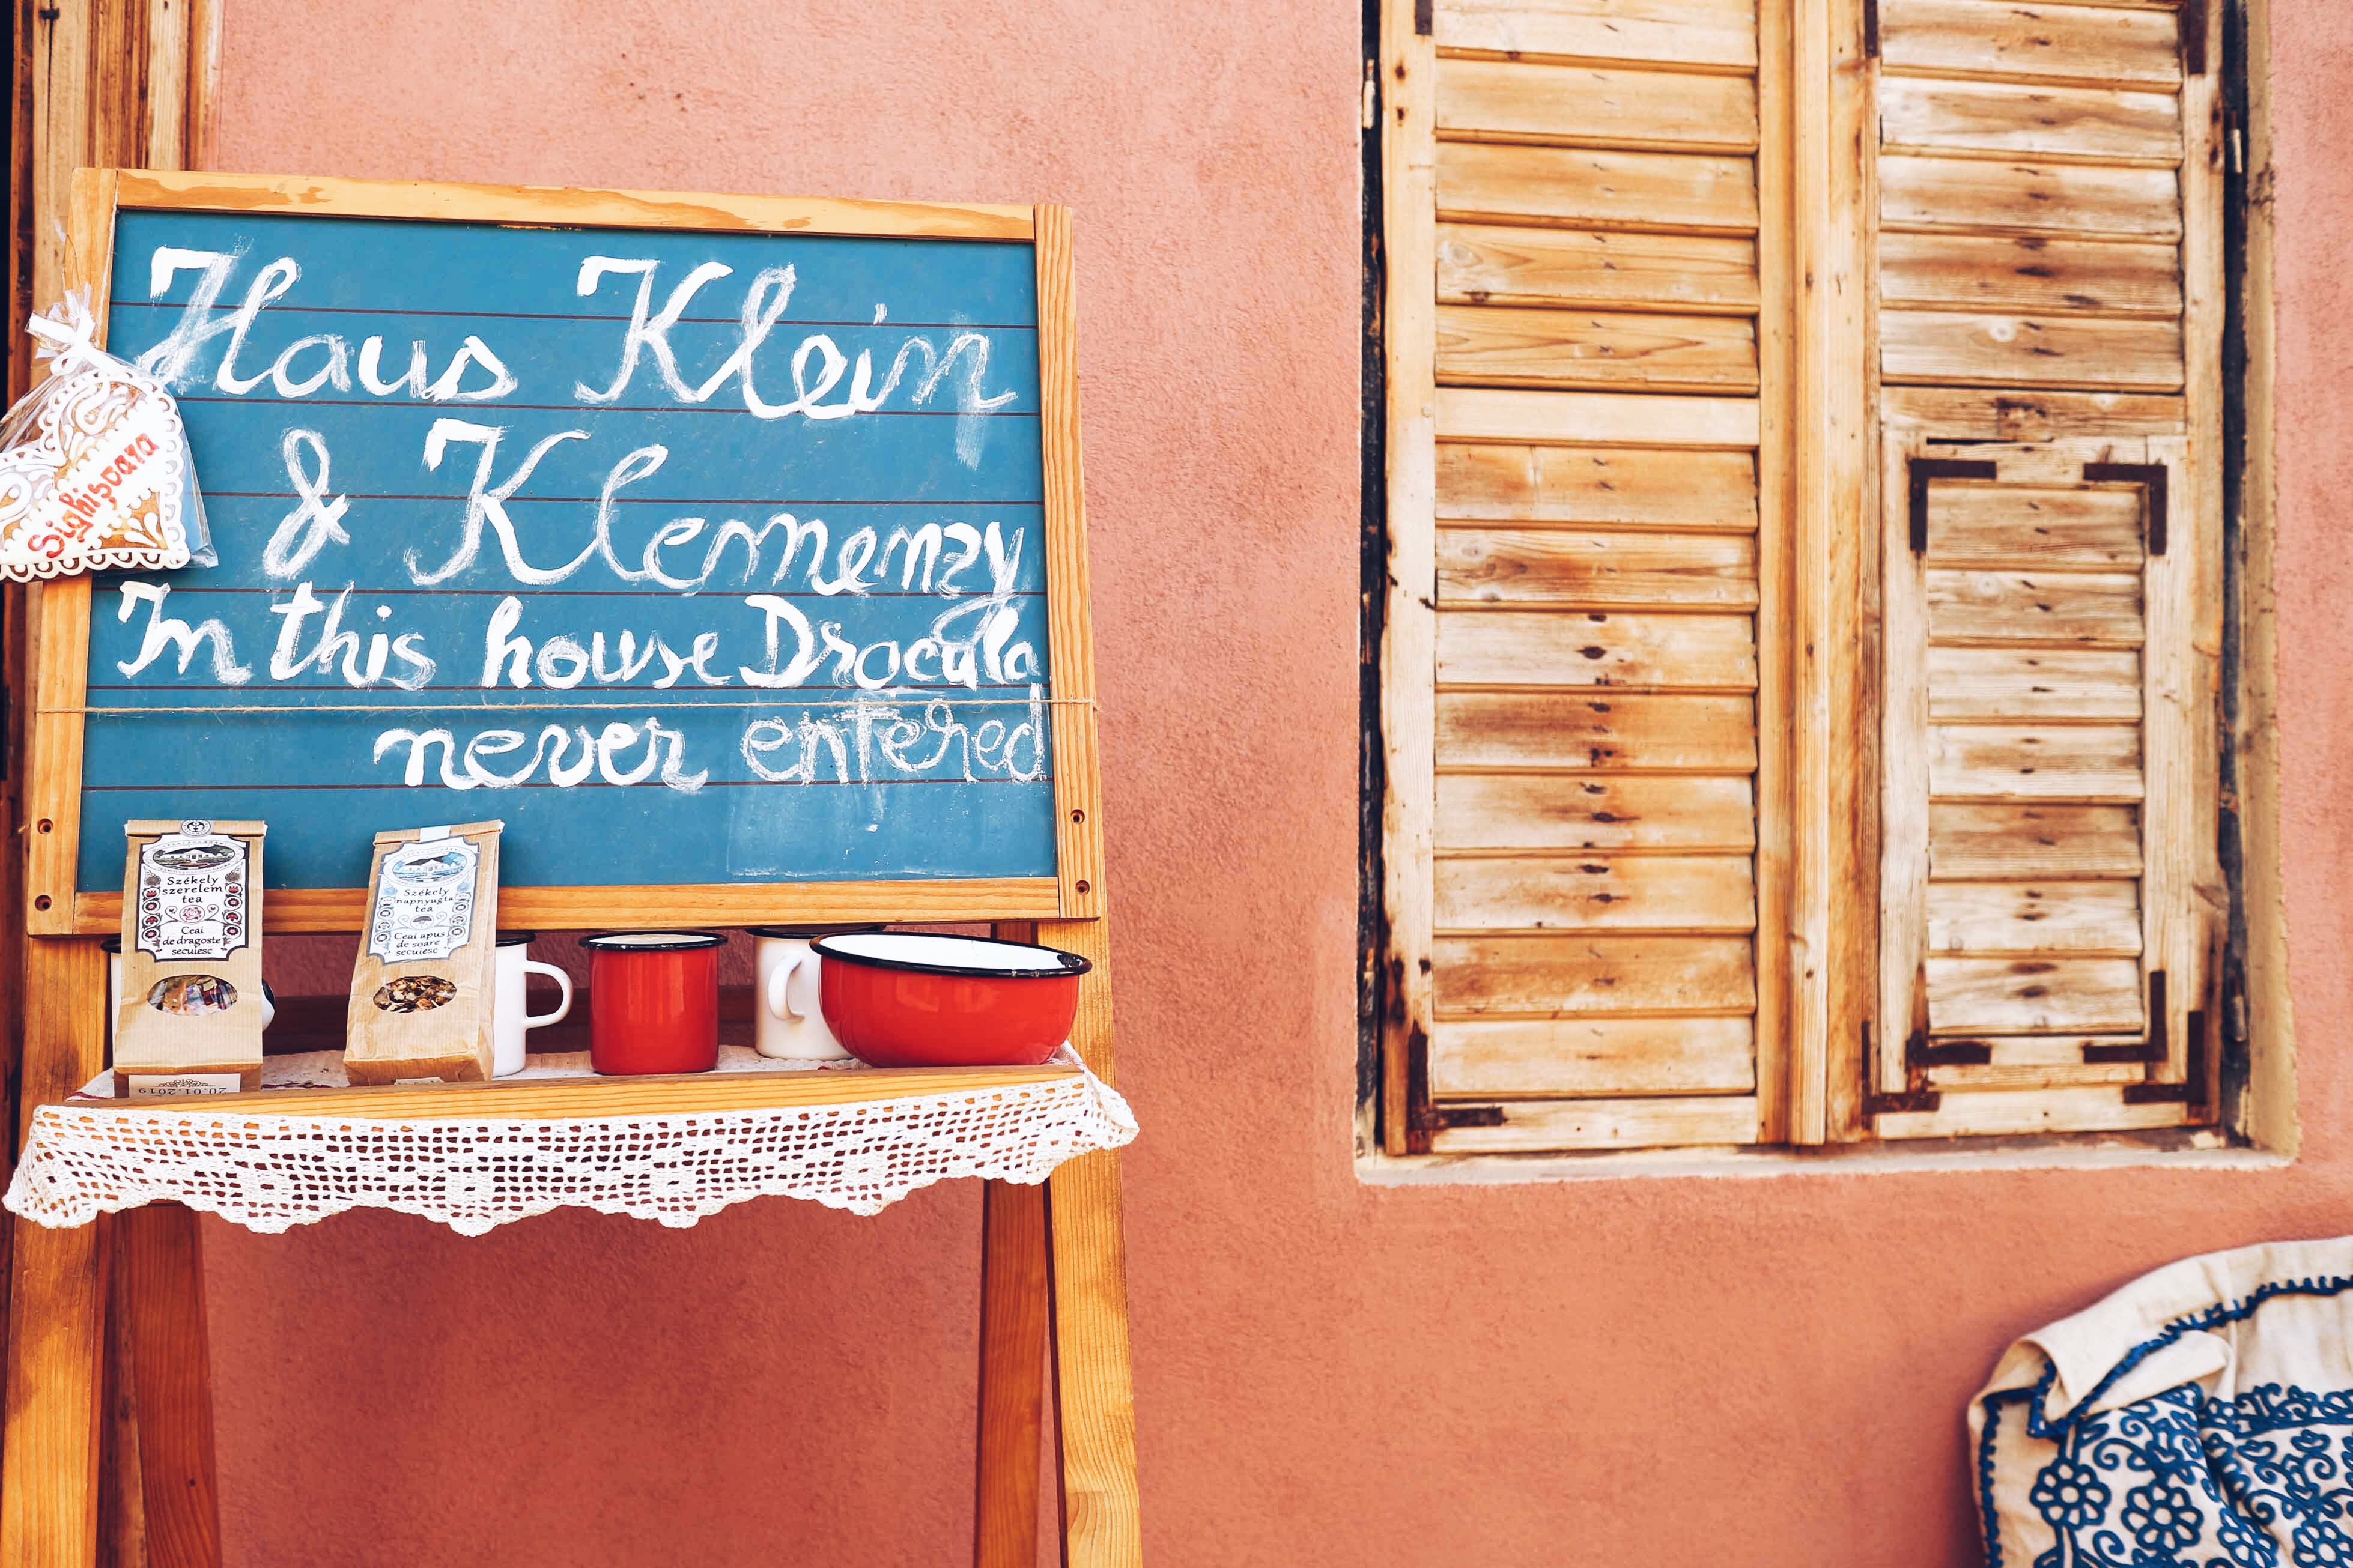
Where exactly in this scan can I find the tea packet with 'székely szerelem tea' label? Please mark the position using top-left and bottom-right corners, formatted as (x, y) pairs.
(0, 289), (214, 581)
(114, 820), (266, 1097)
(344, 822), (503, 1086)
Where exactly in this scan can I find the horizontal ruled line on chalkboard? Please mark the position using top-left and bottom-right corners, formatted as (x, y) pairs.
(115, 300), (1039, 331)
(83, 775), (1046, 792)
(72, 688), (1065, 704)
(102, 587), (1047, 599)
(174, 396), (1036, 418)
(76, 680), (1045, 694)
(64, 694), (1083, 716)
(198, 492), (1043, 506)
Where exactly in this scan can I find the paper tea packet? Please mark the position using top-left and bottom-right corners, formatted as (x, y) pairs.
(345, 822), (505, 1085)
(0, 289), (213, 581)
(114, 820), (266, 1096)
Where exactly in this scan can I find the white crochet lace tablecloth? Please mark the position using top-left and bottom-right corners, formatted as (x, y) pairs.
(3, 1046), (1137, 1235)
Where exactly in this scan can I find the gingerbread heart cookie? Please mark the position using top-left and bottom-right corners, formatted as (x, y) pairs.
(0, 354), (195, 581)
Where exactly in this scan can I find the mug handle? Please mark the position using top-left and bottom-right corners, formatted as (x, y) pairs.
(766, 951), (813, 1020)
(522, 961), (573, 1026)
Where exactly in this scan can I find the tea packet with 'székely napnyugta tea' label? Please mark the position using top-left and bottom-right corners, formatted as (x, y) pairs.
(114, 820), (265, 1097)
(0, 289), (214, 582)
(345, 822), (503, 1085)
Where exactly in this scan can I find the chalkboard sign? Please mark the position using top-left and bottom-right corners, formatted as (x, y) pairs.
(27, 173), (1104, 933)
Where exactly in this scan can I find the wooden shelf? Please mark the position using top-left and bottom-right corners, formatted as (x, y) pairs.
(123, 995), (1082, 1119)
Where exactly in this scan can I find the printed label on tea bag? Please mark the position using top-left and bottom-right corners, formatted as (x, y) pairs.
(123, 1073), (242, 1099)
(134, 825), (249, 961)
(368, 836), (481, 965)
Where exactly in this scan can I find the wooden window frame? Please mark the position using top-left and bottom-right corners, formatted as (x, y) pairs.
(1357, 0), (2289, 1172)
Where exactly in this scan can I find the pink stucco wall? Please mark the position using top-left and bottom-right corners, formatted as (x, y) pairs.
(198, 3), (2353, 1563)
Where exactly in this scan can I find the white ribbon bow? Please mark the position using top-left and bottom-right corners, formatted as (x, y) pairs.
(24, 288), (109, 378)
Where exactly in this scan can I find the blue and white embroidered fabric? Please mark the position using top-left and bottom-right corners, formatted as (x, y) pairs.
(1975, 1240), (2353, 1568)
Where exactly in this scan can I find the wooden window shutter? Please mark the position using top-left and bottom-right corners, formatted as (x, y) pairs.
(1868, 0), (2226, 1137)
(1377, 0), (2230, 1154)
(1377, 0), (1796, 1154)
(1874, 442), (2219, 1136)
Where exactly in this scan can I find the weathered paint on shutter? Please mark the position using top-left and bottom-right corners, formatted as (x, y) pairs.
(1382, 0), (1794, 1153)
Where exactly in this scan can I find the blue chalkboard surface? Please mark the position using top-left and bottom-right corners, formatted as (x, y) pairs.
(71, 196), (1071, 898)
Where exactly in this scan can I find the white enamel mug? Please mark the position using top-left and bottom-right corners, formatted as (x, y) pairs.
(493, 932), (573, 1077)
(750, 925), (875, 1061)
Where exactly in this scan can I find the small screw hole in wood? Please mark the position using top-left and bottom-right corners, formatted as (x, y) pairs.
(32, 896), (50, 911)
(1071, 809), (1085, 823)
(36, 819), (52, 833)
(1075, 880), (1091, 895)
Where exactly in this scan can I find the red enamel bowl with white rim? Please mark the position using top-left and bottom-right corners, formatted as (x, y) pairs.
(810, 933), (1091, 1068)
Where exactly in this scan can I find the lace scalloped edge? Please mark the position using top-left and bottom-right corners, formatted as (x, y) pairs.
(0, 542), (190, 583)
(29, 1155), (1073, 1234)
(4, 1078), (1138, 1234)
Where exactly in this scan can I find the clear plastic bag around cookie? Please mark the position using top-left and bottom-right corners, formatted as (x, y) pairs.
(0, 288), (215, 581)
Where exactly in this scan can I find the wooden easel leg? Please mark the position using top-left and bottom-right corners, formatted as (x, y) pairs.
(1035, 919), (1140, 1568)
(2, 937), (110, 1568)
(97, 1226), (144, 1568)
(973, 1180), (1048, 1568)
(1045, 1157), (1140, 1568)
(1, 1217), (109, 1568)
(977, 919), (1052, 1568)
(117, 1207), (218, 1568)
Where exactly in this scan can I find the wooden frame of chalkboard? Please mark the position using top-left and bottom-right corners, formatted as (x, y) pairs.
(23, 169), (1108, 935)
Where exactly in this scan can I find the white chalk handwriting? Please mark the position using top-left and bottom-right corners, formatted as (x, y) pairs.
(110, 239), (1053, 808)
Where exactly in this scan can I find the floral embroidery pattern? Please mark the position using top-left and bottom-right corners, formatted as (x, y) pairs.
(2216, 1509), (2282, 1568)
(2007, 1382), (2353, 1568)
(2033, 1459), (2113, 1531)
(2121, 1479), (2201, 1554)
(1982, 1274), (2353, 1568)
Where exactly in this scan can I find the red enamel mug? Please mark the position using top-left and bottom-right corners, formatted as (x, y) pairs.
(581, 931), (725, 1075)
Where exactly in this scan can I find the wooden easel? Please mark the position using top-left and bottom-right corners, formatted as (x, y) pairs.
(0, 174), (1143, 1567)
(0, 928), (1140, 1568)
